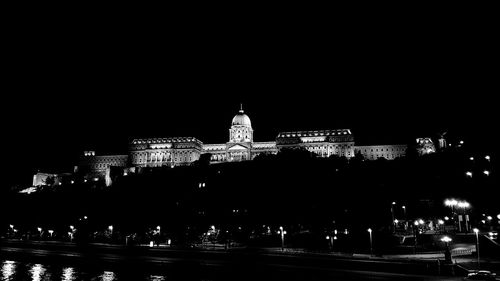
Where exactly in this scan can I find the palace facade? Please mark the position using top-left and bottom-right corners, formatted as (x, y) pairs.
(67, 107), (410, 183)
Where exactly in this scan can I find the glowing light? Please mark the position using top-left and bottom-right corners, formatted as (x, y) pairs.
(497, 214), (500, 220)
(62, 267), (76, 281)
(156, 225), (161, 231)
(459, 140), (464, 144)
(392, 202), (396, 205)
(482, 220), (486, 224)
(457, 201), (470, 208)
(9, 224), (13, 229)
(367, 228), (372, 233)
(100, 271), (116, 281)
(70, 180), (74, 184)
(473, 228), (479, 234)
(2, 260), (16, 280)
(148, 275), (166, 281)
(333, 236), (337, 240)
(394, 219), (399, 224)
(418, 219), (425, 225)
(37, 227), (42, 232)
(108, 225), (113, 231)
(69, 225), (74, 230)
(334, 229), (338, 235)
(414, 221), (419, 226)
(483, 170), (490, 176)
(445, 199), (458, 206)
(326, 236), (330, 240)
(469, 157), (474, 161)
(487, 216), (492, 220)
(444, 216), (449, 221)
(441, 236), (452, 243)
(438, 220), (444, 225)
(30, 264), (46, 281)
(48, 230), (54, 236)
(466, 171), (473, 177)
(485, 155), (490, 160)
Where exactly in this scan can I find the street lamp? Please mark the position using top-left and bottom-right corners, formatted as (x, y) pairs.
(483, 170), (490, 176)
(465, 171), (473, 177)
(279, 226), (285, 251)
(391, 202), (396, 233)
(367, 228), (373, 256)
(444, 199), (458, 229)
(441, 236), (452, 264)
(48, 230), (54, 238)
(456, 201), (470, 232)
(445, 199), (458, 213)
(473, 228), (480, 269)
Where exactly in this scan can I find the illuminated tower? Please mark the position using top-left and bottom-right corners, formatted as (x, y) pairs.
(227, 105), (253, 161)
(229, 104), (253, 143)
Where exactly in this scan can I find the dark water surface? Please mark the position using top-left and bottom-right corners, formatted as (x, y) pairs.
(1, 259), (173, 281)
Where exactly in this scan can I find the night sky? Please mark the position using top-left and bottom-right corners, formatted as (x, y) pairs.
(2, 12), (497, 187)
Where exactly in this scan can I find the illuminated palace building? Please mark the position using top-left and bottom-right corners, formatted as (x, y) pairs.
(33, 107), (426, 186)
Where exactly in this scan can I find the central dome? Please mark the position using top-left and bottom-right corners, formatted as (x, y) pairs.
(232, 109), (252, 127)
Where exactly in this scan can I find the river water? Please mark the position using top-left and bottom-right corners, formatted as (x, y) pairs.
(1, 259), (175, 281)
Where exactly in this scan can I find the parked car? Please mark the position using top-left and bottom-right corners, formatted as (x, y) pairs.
(464, 270), (497, 280)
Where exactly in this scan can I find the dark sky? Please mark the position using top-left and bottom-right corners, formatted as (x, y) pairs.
(2, 11), (497, 186)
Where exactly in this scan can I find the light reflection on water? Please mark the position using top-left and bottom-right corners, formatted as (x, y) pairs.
(148, 275), (166, 281)
(62, 267), (76, 281)
(30, 263), (50, 281)
(2, 260), (16, 280)
(1, 260), (174, 281)
(94, 271), (116, 281)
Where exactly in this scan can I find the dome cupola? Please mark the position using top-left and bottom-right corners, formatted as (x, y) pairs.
(229, 104), (253, 143)
(231, 107), (252, 127)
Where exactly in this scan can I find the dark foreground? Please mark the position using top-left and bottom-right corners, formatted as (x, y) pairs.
(0, 240), (469, 281)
